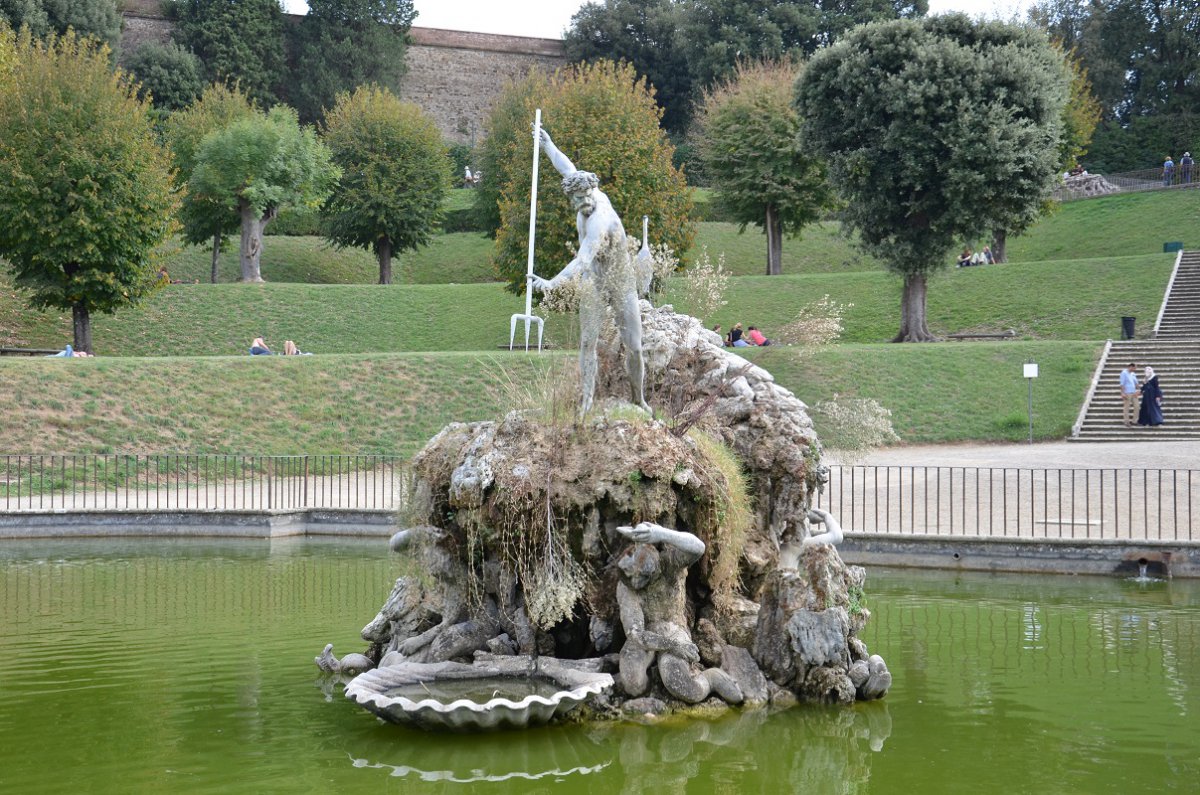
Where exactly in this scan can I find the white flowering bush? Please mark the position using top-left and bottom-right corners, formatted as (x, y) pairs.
(670, 246), (729, 321)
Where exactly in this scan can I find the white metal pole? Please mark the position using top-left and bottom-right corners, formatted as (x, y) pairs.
(524, 109), (541, 330)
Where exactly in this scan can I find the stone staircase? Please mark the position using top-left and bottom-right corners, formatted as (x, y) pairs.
(1072, 251), (1200, 441)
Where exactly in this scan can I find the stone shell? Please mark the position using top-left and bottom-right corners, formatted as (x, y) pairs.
(345, 660), (613, 732)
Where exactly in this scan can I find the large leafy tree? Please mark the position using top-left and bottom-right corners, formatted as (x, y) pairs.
(0, 28), (177, 353)
(797, 15), (1068, 342)
(170, 0), (286, 107)
(695, 59), (834, 275)
(564, 0), (692, 133)
(321, 85), (449, 284)
(164, 84), (256, 283)
(189, 107), (340, 282)
(479, 60), (694, 294)
(564, 0), (926, 134)
(286, 0), (415, 125)
(1030, 0), (1200, 124)
(1, 0), (121, 46)
(124, 41), (204, 111)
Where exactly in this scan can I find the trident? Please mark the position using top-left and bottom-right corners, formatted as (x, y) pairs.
(509, 109), (545, 352)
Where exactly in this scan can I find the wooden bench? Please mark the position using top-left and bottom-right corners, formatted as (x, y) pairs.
(945, 331), (1017, 341)
(0, 347), (61, 356)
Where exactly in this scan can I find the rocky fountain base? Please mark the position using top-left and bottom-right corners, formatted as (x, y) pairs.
(319, 305), (891, 728)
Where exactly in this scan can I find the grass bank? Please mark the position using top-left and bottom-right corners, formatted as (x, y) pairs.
(1, 254), (1169, 354)
(0, 341), (1097, 455)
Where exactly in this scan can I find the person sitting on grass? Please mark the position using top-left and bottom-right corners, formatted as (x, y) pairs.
(249, 337), (272, 355)
(729, 323), (750, 347)
(283, 340), (311, 356)
(746, 326), (771, 346)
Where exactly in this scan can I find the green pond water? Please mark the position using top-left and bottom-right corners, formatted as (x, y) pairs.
(1, 538), (1197, 793)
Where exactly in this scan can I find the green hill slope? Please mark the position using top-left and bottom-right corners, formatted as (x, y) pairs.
(0, 342), (1096, 455)
(0, 254), (1169, 354)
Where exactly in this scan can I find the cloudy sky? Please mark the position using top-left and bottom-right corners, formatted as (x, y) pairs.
(284, 1), (1035, 39)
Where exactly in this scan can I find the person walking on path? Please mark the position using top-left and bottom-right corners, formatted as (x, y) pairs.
(1120, 361), (1140, 427)
(1137, 366), (1164, 426)
(1163, 156), (1175, 186)
(1181, 152), (1194, 184)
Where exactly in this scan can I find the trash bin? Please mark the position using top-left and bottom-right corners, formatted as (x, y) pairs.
(1121, 316), (1136, 340)
(1164, 242), (1183, 253)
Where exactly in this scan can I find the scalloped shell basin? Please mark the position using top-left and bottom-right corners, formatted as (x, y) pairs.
(346, 661), (613, 732)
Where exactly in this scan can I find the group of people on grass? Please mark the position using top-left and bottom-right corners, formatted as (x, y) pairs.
(713, 322), (771, 348)
(956, 245), (995, 267)
(249, 337), (309, 356)
(1119, 362), (1164, 427)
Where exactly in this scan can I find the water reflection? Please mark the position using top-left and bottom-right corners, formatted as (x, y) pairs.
(0, 540), (1197, 793)
(340, 703), (891, 792)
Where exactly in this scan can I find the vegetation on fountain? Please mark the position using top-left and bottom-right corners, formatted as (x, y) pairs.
(321, 304), (892, 719)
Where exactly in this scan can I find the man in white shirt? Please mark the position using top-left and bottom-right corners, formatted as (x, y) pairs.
(1119, 362), (1140, 427)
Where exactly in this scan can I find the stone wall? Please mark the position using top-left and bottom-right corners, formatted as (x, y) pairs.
(116, 4), (566, 145)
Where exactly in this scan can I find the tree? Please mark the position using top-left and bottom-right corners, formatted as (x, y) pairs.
(285, 0), (415, 125)
(564, 0), (693, 133)
(695, 59), (835, 275)
(170, 0), (286, 108)
(124, 41), (204, 111)
(797, 15), (1068, 342)
(164, 83), (256, 283)
(1059, 45), (1103, 170)
(479, 60), (694, 294)
(321, 85), (449, 284)
(188, 106), (340, 282)
(683, 0), (926, 90)
(563, 0), (926, 136)
(2, 0), (121, 46)
(0, 28), (177, 353)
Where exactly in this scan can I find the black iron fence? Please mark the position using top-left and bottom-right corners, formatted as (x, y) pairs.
(0, 454), (409, 512)
(2, 456), (1197, 542)
(815, 466), (1198, 542)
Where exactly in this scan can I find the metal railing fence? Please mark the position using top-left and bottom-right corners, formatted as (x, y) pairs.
(2, 456), (1197, 542)
(815, 465), (1197, 542)
(1054, 167), (1198, 201)
(0, 454), (409, 513)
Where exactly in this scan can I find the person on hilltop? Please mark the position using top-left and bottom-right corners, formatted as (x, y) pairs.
(1181, 152), (1194, 185)
(530, 126), (650, 414)
(1163, 155), (1175, 186)
(249, 337), (272, 356)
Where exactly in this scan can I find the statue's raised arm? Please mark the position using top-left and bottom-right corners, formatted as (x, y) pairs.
(537, 128), (577, 176)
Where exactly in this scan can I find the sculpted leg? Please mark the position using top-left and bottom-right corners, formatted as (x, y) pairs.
(619, 641), (655, 696)
(615, 292), (650, 411)
(579, 290), (602, 415)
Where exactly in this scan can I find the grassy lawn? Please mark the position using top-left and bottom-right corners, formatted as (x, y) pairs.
(0, 341), (1097, 455)
(1, 187), (1188, 454)
(670, 253), (1171, 343)
(754, 341), (1099, 444)
(161, 232), (498, 285)
(1, 254), (1169, 354)
(1008, 189), (1199, 261)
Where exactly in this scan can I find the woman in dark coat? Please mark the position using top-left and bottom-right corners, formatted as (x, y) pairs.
(1138, 366), (1164, 426)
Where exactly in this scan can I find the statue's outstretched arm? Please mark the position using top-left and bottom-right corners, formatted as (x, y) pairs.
(618, 522), (705, 560)
(803, 508), (844, 547)
(538, 128), (577, 176)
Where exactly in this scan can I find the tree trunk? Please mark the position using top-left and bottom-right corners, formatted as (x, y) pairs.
(72, 302), (92, 354)
(376, 236), (393, 285)
(991, 229), (1008, 263)
(765, 205), (782, 276)
(892, 272), (937, 342)
(238, 200), (269, 282)
(210, 231), (221, 284)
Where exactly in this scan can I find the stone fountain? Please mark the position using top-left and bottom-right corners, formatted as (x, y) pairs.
(318, 122), (890, 729)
